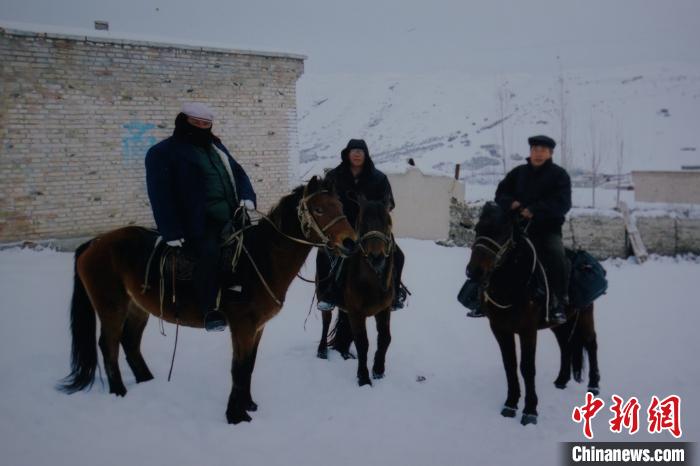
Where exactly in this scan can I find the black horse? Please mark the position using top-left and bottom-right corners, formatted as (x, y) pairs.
(465, 202), (600, 425)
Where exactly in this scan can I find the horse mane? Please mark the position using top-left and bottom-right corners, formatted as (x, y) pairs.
(265, 186), (301, 229)
(266, 176), (335, 228)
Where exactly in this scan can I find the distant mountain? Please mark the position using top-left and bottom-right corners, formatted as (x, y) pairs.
(297, 63), (700, 183)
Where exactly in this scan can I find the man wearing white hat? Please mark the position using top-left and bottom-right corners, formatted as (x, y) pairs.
(145, 103), (257, 331)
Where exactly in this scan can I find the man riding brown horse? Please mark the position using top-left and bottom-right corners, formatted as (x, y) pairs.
(468, 134), (571, 324)
(316, 139), (407, 312)
(145, 102), (257, 332)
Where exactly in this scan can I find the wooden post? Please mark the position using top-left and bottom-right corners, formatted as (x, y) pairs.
(619, 201), (648, 263)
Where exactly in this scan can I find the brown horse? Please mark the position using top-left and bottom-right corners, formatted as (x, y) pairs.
(58, 176), (356, 424)
(317, 199), (395, 386)
(466, 202), (600, 425)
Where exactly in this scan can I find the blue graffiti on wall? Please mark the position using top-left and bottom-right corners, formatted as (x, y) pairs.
(122, 120), (157, 160)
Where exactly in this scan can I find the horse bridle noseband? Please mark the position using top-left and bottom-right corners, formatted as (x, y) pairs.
(358, 230), (394, 258)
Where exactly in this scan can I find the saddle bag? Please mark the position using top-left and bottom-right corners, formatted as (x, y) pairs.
(567, 249), (608, 308)
(457, 279), (481, 311)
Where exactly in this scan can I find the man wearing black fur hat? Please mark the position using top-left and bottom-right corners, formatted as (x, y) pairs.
(316, 139), (407, 312)
(145, 103), (257, 332)
(480, 135), (571, 324)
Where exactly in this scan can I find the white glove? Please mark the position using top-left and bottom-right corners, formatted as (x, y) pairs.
(166, 239), (184, 247)
(240, 199), (255, 211)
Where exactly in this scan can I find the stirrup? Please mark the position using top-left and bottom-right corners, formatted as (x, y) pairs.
(204, 310), (227, 332)
(547, 306), (567, 325)
(392, 283), (409, 311)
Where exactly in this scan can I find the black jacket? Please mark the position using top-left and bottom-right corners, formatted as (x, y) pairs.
(495, 158), (571, 235)
(145, 136), (256, 241)
(325, 140), (395, 227)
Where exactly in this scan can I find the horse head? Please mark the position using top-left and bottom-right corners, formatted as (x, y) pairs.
(356, 198), (394, 273)
(299, 175), (357, 256)
(466, 201), (536, 308)
(466, 202), (512, 282)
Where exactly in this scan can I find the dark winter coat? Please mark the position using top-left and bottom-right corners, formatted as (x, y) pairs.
(495, 158), (572, 235)
(145, 135), (256, 241)
(324, 139), (395, 227)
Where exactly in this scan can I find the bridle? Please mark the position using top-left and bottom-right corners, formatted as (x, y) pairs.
(297, 190), (349, 247)
(215, 188), (351, 307)
(357, 230), (394, 258)
(471, 226), (540, 311)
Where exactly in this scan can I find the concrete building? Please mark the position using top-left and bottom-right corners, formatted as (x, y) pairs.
(0, 26), (305, 243)
(388, 166), (465, 240)
(632, 170), (700, 204)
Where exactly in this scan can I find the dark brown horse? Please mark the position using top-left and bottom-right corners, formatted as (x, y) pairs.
(466, 202), (600, 425)
(317, 199), (395, 386)
(58, 176), (356, 424)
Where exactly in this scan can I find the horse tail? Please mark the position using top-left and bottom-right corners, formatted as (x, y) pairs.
(328, 311), (353, 353)
(57, 240), (99, 393)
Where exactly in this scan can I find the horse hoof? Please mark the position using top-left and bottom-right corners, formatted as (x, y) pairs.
(227, 409), (253, 424)
(358, 377), (372, 387)
(501, 406), (517, 418)
(246, 400), (258, 412)
(135, 373), (154, 383)
(521, 414), (538, 426)
(587, 386), (600, 396)
(372, 370), (385, 380)
(341, 351), (356, 360)
(317, 348), (328, 359)
(573, 371), (583, 383)
(554, 381), (567, 390)
(110, 386), (127, 397)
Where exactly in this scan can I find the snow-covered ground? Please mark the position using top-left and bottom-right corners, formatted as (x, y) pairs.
(0, 240), (698, 466)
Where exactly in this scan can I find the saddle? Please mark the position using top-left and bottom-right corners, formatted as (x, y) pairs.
(161, 245), (240, 282)
(457, 248), (608, 312)
(141, 233), (246, 304)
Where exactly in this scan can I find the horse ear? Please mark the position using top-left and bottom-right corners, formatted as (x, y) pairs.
(307, 175), (319, 195)
(323, 175), (337, 195)
(482, 201), (499, 217)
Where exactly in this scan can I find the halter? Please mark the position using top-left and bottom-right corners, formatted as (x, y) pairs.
(471, 229), (541, 311)
(358, 230), (394, 258)
(297, 190), (348, 246)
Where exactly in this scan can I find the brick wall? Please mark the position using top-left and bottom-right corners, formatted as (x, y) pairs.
(0, 28), (304, 242)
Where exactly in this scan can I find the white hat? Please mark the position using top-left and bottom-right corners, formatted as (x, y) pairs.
(181, 102), (215, 121)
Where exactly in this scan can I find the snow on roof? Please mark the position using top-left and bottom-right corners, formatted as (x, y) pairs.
(0, 20), (307, 61)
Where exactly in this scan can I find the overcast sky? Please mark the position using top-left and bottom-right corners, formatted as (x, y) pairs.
(2, 0), (699, 74)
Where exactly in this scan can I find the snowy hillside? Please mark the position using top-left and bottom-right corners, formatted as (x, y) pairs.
(297, 63), (700, 190)
(1, 242), (698, 466)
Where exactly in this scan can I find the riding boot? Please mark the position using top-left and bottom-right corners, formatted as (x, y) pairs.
(534, 232), (569, 325)
(391, 246), (407, 311)
(316, 249), (338, 311)
(392, 283), (408, 311)
(190, 220), (228, 331)
(204, 309), (227, 332)
(549, 296), (568, 325)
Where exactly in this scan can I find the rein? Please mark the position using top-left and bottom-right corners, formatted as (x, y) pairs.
(472, 222), (547, 313)
(217, 189), (349, 307)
